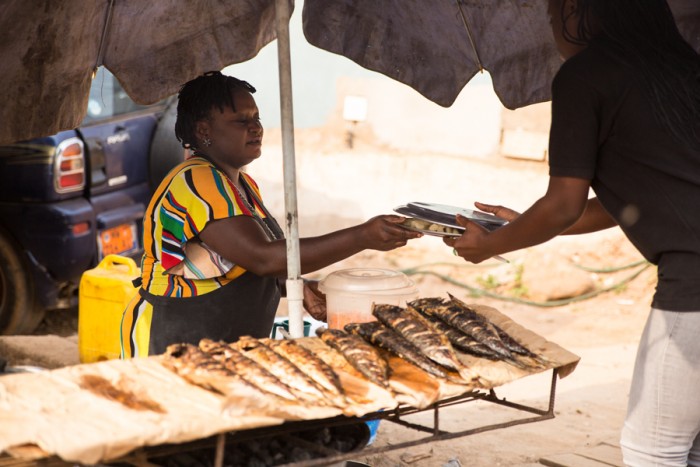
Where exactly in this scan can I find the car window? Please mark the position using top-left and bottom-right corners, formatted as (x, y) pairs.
(82, 68), (158, 125)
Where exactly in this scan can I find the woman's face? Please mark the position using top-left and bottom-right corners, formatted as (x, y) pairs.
(196, 88), (263, 169)
(547, 0), (587, 60)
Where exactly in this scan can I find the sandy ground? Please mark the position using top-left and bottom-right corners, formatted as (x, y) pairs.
(1, 135), (656, 466)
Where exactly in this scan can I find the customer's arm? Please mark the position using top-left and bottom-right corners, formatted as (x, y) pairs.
(445, 176), (594, 263)
(561, 197), (617, 234)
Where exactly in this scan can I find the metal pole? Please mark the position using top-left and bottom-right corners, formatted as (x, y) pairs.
(214, 433), (225, 467)
(274, 0), (304, 338)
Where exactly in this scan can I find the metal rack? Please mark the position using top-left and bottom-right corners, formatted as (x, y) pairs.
(283, 368), (557, 467)
(132, 368), (558, 467)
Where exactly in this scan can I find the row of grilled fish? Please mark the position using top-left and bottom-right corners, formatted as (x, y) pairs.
(315, 295), (548, 390)
(163, 337), (349, 409)
(162, 295), (548, 407)
(410, 294), (548, 368)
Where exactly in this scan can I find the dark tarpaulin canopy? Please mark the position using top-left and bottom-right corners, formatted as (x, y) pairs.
(302, 0), (700, 109)
(0, 0), (286, 145)
(2, 0), (699, 145)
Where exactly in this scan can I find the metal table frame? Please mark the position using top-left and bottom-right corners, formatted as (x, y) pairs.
(276, 368), (558, 467)
(135, 368), (558, 467)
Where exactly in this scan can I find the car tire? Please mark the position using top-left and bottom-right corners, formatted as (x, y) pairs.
(0, 229), (45, 335)
(149, 99), (187, 190)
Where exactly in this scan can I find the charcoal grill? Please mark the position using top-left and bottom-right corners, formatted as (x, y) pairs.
(91, 369), (559, 467)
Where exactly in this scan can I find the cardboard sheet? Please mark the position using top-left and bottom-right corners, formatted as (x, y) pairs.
(0, 358), (283, 464)
(295, 337), (399, 416)
(466, 303), (580, 380)
(0, 302), (579, 464)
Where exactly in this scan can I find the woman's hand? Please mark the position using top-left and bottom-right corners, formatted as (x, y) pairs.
(474, 201), (520, 222)
(359, 215), (422, 251)
(303, 280), (327, 322)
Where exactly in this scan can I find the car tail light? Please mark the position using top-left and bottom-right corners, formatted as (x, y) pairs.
(72, 222), (90, 235)
(54, 137), (85, 193)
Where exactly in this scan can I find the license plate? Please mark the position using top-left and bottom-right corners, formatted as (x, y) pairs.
(98, 223), (137, 257)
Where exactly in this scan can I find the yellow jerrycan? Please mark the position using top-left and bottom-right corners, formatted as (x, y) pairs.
(78, 254), (139, 363)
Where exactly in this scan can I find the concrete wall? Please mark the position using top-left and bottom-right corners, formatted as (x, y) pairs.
(247, 140), (550, 242)
(329, 77), (503, 158)
(225, 0), (554, 244)
(223, 0), (504, 159)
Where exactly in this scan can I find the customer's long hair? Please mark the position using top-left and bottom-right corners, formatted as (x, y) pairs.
(560, 0), (700, 148)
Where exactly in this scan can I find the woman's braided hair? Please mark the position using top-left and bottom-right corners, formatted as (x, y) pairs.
(559, 0), (700, 148)
(175, 71), (257, 149)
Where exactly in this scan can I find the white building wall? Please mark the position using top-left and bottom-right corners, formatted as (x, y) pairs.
(224, 0), (504, 159)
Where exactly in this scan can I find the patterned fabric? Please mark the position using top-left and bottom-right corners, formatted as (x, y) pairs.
(141, 156), (269, 297)
(120, 156), (277, 358)
(166, 238), (235, 280)
(120, 293), (151, 358)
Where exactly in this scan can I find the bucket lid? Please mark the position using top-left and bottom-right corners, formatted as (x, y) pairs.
(319, 268), (416, 295)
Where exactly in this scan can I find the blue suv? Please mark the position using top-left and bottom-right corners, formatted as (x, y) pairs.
(0, 69), (184, 334)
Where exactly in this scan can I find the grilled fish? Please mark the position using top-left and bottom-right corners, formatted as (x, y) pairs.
(409, 297), (514, 361)
(371, 304), (465, 375)
(409, 307), (502, 360)
(492, 324), (536, 356)
(264, 338), (347, 403)
(345, 321), (461, 382)
(162, 342), (269, 397)
(316, 327), (390, 389)
(199, 338), (298, 402)
(163, 342), (235, 379)
(447, 293), (546, 357)
(233, 336), (334, 405)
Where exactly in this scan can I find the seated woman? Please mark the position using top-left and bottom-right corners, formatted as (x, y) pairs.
(121, 72), (420, 357)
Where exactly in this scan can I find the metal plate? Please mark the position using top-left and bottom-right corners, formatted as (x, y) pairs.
(394, 206), (466, 231)
(399, 221), (462, 238)
(395, 202), (507, 232)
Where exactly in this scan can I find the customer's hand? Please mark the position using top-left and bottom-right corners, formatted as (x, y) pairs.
(360, 215), (422, 251)
(443, 214), (493, 264)
(444, 201), (519, 263)
(474, 201), (519, 222)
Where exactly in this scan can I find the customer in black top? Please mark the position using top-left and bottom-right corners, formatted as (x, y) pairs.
(446, 1), (700, 464)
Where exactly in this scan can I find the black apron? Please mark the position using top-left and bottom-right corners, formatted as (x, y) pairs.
(141, 271), (280, 355)
(138, 166), (286, 355)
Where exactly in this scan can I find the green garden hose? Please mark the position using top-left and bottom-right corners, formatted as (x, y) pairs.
(400, 260), (652, 308)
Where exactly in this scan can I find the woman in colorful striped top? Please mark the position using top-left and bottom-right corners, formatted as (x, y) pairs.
(120, 72), (421, 358)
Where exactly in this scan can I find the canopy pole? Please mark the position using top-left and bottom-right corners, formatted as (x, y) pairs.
(275, 0), (304, 338)
(455, 0), (484, 73)
(93, 0), (115, 77)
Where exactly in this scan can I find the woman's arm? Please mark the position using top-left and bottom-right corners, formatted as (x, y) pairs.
(199, 214), (420, 276)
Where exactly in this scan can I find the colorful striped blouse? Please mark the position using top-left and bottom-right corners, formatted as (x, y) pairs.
(139, 156), (271, 298)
